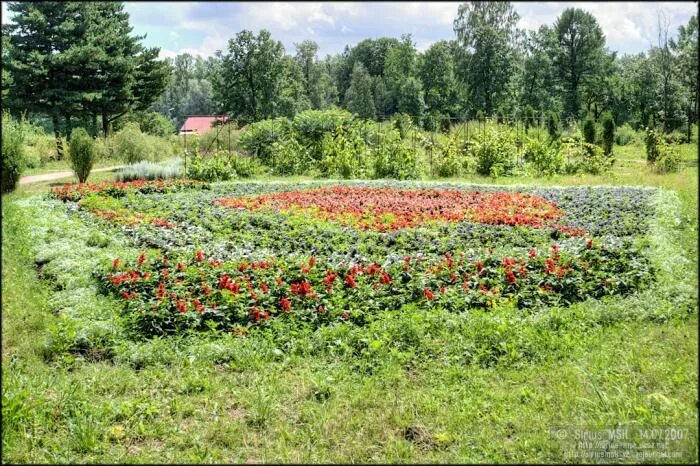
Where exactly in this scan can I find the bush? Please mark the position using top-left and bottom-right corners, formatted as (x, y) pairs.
(645, 128), (661, 163)
(433, 135), (464, 178)
(663, 130), (687, 145)
(391, 113), (414, 139)
(582, 114), (596, 145)
(653, 143), (682, 174)
(112, 122), (174, 164)
(561, 136), (611, 175)
(186, 152), (235, 182)
(269, 138), (311, 176)
(137, 112), (175, 137)
(293, 109), (354, 148)
(471, 127), (518, 177)
(69, 128), (95, 183)
(1, 111), (25, 194)
(524, 105), (535, 132)
(546, 111), (561, 141)
(186, 151), (263, 181)
(524, 137), (565, 176)
(116, 159), (184, 182)
(238, 117), (293, 165)
(601, 112), (615, 156)
(230, 154), (264, 178)
(372, 129), (418, 180)
(614, 123), (638, 146)
(423, 112), (440, 132)
(319, 126), (370, 178)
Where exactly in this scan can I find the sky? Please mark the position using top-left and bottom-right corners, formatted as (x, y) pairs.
(2, 1), (697, 59)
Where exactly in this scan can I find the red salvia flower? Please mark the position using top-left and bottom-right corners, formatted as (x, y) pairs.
(344, 274), (357, 288)
(279, 297), (291, 312)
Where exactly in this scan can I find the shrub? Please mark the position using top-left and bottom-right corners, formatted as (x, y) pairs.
(230, 154), (264, 178)
(433, 135), (464, 178)
(69, 128), (95, 183)
(495, 107), (508, 124)
(319, 127), (370, 178)
(270, 138), (311, 176)
(138, 112), (175, 137)
(116, 159), (184, 182)
(582, 114), (597, 145)
(112, 123), (152, 163)
(614, 123), (638, 146)
(423, 112), (440, 132)
(471, 127), (518, 177)
(111, 122), (175, 163)
(238, 117), (293, 165)
(653, 143), (682, 174)
(561, 136), (611, 175)
(601, 112), (615, 157)
(199, 122), (242, 153)
(293, 109), (354, 149)
(372, 129), (418, 180)
(645, 128), (660, 163)
(663, 130), (687, 145)
(524, 105), (535, 132)
(546, 111), (561, 141)
(524, 137), (565, 176)
(1, 111), (25, 193)
(391, 113), (414, 139)
(186, 152), (236, 182)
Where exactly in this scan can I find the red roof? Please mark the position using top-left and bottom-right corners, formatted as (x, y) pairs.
(180, 116), (229, 133)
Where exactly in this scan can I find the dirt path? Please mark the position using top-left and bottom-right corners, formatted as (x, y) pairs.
(18, 165), (124, 185)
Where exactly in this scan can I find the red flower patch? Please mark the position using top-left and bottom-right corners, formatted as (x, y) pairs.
(214, 186), (583, 233)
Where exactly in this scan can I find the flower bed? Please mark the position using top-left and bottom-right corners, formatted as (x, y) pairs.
(100, 240), (651, 336)
(48, 178), (209, 202)
(213, 186), (583, 233)
(49, 180), (657, 337)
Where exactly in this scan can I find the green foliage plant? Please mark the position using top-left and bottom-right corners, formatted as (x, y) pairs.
(1, 111), (25, 193)
(69, 127), (95, 183)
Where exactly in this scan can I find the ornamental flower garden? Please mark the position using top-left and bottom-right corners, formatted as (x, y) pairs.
(49, 179), (656, 337)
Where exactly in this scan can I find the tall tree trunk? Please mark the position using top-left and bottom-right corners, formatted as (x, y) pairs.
(52, 114), (64, 160)
(64, 114), (73, 140)
(102, 113), (111, 138)
(92, 113), (98, 138)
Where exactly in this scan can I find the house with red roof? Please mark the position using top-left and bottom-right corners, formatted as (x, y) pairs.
(179, 115), (229, 135)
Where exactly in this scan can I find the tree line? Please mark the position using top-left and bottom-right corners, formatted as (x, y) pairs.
(3, 1), (698, 153)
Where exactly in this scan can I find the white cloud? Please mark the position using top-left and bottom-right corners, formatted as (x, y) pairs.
(6, 1), (698, 59)
(515, 2), (697, 54)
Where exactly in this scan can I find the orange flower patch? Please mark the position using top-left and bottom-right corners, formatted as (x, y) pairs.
(214, 186), (580, 233)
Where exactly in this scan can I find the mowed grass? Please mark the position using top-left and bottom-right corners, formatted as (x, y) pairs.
(2, 142), (698, 463)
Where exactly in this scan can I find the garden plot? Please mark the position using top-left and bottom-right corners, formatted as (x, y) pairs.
(40, 179), (664, 341)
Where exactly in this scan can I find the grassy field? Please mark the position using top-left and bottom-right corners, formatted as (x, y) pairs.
(2, 141), (698, 463)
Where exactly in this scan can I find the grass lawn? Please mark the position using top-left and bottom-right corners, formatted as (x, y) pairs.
(2, 142), (698, 463)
